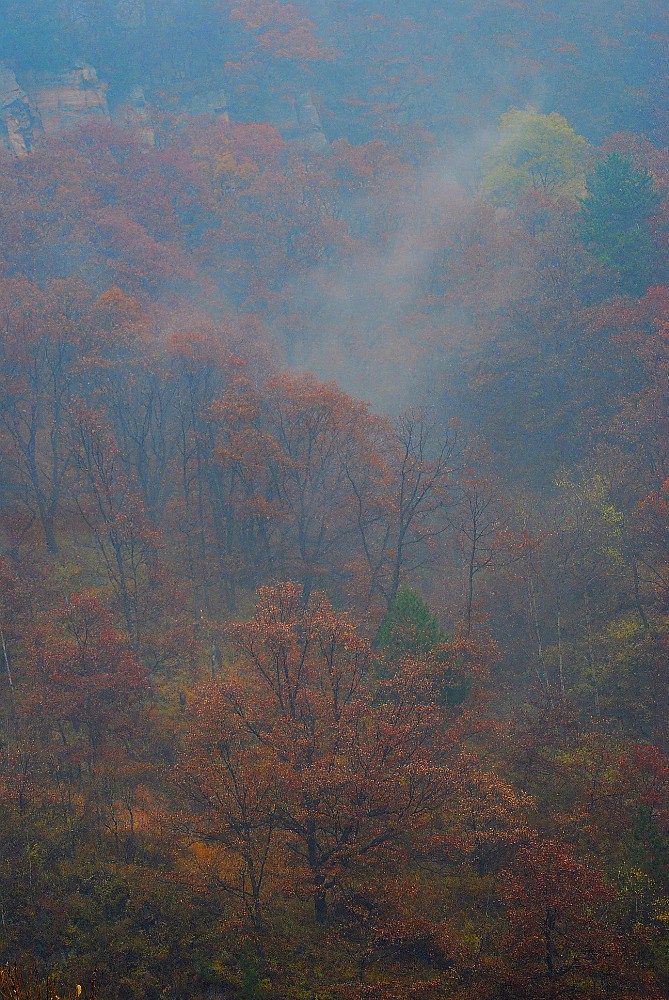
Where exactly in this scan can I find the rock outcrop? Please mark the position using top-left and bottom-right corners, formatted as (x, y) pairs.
(176, 83), (230, 122)
(293, 91), (327, 152)
(0, 64), (37, 157)
(30, 62), (110, 137)
(0, 56), (324, 158)
(112, 85), (156, 145)
(274, 90), (328, 151)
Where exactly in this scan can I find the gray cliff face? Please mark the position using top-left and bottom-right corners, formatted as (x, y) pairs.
(29, 62), (110, 136)
(0, 63), (37, 156)
(111, 85), (156, 145)
(0, 61), (112, 155)
(266, 89), (328, 151)
(167, 81), (230, 122)
(0, 60), (234, 155)
(293, 91), (328, 152)
(0, 55), (326, 156)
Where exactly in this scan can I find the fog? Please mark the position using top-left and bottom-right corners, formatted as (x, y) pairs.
(0, 3), (667, 999)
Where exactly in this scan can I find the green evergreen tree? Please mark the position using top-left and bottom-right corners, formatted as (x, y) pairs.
(376, 585), (445, 659)
(376, 587), (474, 706)
(578, 152), (661, 294)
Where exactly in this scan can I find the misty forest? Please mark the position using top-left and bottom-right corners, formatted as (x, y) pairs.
(0, 2), (668, 998)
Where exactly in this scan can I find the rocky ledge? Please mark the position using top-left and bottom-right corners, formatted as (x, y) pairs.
(0, 60), (327, 156)
(0, 64), (36, 156)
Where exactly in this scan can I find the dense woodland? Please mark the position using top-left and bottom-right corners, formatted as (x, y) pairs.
(0, 2), (668, 998)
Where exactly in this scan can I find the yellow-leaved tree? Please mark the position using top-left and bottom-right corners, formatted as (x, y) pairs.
(482, 108), (589, 205)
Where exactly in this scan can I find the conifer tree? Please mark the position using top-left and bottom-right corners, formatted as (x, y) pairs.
(579, 151), (661, 294)
(376, 585), (445, 658)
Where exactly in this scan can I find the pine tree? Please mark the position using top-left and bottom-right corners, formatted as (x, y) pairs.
(578, 151), (661, 294)
(376, 585), (445, 658)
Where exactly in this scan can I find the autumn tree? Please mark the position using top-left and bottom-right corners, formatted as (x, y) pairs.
(20, 591), (148, 849)
(496, 840), (658, 998)
(482, 109), (589, 206)
(346, 407), (457, 611)
(0, 278), (92, 552)
(179, 581), (479, 942)
(70, 405), (161, 649)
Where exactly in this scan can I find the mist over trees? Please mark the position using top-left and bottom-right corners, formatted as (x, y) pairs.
(0, 2), (668, 999)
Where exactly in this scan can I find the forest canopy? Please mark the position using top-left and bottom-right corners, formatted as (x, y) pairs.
(0, 2), (668, 999)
